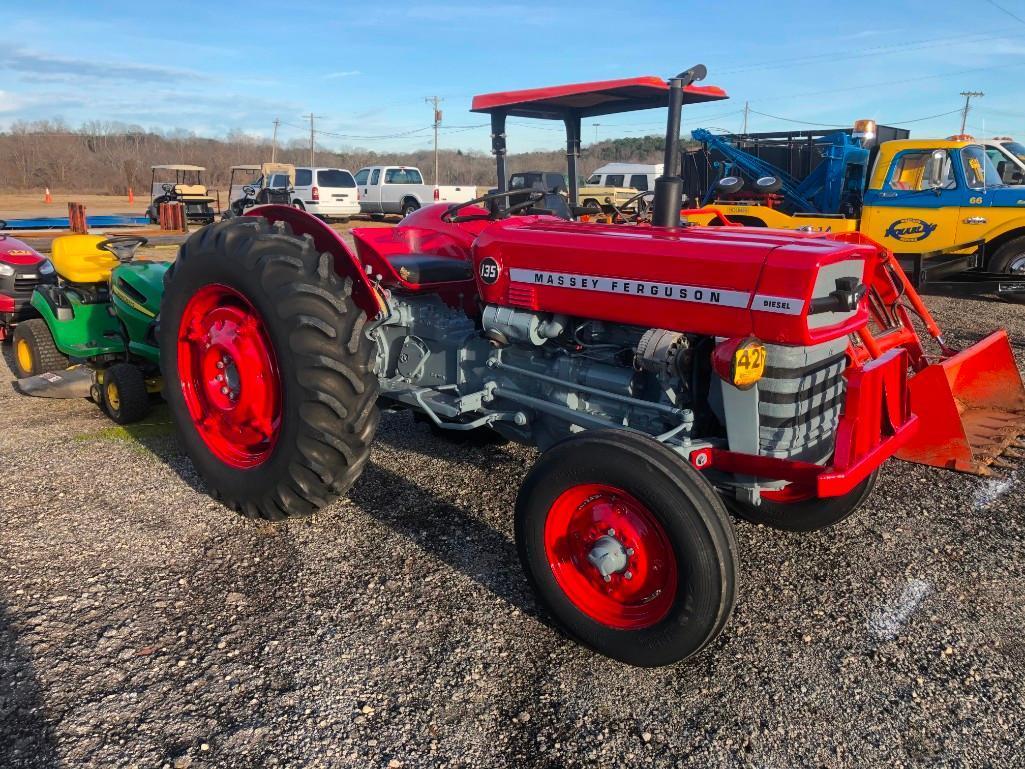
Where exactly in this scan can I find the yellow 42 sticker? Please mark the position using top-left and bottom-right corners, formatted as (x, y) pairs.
(733, 343), (766, 388)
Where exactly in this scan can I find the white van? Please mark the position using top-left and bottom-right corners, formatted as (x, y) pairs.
(291, 167), (360, 219)
(585, 163), (664, 193)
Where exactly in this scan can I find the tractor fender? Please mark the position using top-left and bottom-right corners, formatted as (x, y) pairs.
(243, 205), (385, 318)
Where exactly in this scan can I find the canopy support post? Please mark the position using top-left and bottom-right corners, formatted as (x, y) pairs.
(491, 111), (508, 193)
(564, 113), (581, 206)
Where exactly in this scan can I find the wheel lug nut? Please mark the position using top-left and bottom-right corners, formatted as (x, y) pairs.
(221, 386), (229, 395)
(626, 548), (635, 556)
(607, 528), (615, 536)
(603, 575), (612, 583)
(624, 571), (633, 580)
(216, 374), (224, 382)
(216, 361), (224, 369)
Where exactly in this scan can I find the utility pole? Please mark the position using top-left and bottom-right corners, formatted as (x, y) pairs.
(742, 101), (750, 134)
(306, 113), (316, 166)
(959, 91), (984, 135)
(593, 123), (600, 142)
(425, 96), (443, 184)
(271, 118), (280, 163)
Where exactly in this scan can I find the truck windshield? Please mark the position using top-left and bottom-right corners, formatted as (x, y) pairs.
(962, 146), (1003, 188)
(318, 170), (356, 188)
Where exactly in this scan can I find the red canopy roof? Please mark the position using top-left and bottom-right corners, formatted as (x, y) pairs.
(471, 76), (728, 120)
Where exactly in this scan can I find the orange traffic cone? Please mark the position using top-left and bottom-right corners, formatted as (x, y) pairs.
(128, 187), (134, 204)
(44, 187), (52, 204)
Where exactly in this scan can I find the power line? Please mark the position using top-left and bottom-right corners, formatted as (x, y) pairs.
(986, 0), (1025, 25)
(716, 29), (1010, 76)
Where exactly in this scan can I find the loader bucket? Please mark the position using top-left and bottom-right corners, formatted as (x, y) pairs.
(896, 330), (1025, 475)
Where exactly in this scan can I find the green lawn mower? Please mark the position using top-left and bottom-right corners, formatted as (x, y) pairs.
(12, 234), (168, 424)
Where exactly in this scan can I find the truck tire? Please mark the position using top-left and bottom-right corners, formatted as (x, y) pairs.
(159, 217), (380, 521)
(401, 199), (419, 218)
(12, 318), (69, 378)
(726, 469), (880, 532)
(102, 363), (152, 424)
(292, 200), (306, 211)
(515, 430), (738, 667)
(988, 237), (1025, 304)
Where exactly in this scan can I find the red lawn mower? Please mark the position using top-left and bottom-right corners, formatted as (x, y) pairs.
(158, 66), (1025, 667)
(0, 222), (57, 347)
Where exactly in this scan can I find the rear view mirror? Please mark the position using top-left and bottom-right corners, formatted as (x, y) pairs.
(926, 150), (948, 189)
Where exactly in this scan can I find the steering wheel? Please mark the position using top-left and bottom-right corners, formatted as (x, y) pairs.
(242, 185), (256, 197)
(442, 190), (545, 223)
(98, 236), (149, 261)
(606, 190), (655, 223)
(161, 183), (175, 194)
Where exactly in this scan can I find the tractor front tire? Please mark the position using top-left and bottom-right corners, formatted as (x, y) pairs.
(103, 363), (152, 424)
(515, 430), (738, 667)
(159, 217), (380, 521)
(12, 318), (69, 378)
(726, 469), (880, 532)
(989, 237), (1025, 304)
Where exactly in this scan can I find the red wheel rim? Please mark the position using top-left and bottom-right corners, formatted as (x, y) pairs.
(176, 284), (281, 469)
(544, 484), (677, 630)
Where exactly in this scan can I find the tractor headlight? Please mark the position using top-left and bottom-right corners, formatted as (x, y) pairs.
(37, 259), (55, 275)
(0, 263), (14, 277)
(712, 337), (766, 390)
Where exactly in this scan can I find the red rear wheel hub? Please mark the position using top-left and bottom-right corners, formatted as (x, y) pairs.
(544, 484), (677, 629)
(177, 284), (281, 469)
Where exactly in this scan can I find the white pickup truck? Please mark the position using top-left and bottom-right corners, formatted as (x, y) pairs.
(354, 166), (475, 218)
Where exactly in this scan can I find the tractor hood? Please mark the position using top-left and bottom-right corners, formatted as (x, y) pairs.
(472, 218), (873, 345)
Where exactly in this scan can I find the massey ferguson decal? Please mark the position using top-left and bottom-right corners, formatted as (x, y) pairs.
(884, 218), (938, 242)
(508, 268), (806, 315)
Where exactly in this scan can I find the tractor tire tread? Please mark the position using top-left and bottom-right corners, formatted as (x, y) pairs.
(159, 216), (379, 521)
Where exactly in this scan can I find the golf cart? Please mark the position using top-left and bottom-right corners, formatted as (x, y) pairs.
(224, 163), (296, 219)
(146, 165), (217, 225)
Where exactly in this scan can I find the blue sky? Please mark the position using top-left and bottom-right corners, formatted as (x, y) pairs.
(3, 0), (1025, 156)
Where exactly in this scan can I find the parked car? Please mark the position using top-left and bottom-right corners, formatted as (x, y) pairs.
(585, 162), (663, 192)
(978, 138), (1025, 184)
(576, 163), (661, 213)
(354, 166), (474, 218)
(291, 167), (360, 219)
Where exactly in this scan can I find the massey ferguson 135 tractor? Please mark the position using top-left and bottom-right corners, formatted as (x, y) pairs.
(159, 67), (1025, 667)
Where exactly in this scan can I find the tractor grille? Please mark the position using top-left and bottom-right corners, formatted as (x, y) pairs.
(757, 339), (849, 464)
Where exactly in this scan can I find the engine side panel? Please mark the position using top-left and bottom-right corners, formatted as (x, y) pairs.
(472, 219), (872, 345)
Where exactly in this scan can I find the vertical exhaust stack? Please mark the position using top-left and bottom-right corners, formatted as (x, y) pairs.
(652, 65), (707, 229)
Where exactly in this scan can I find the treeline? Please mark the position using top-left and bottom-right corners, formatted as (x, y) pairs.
(0, 120), (694, 193)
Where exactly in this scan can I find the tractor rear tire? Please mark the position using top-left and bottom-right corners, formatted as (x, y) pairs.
(515, 430), (738, 667)
(726, 469), (880, 532)
(158, 217), (380, 521)
(12, 318), (69, 378)
(103, 363), (152, 424)
(988, 237), (1025, 304)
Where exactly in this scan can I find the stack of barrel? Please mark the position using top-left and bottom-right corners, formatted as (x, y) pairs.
(67, 202), (88, 233)
(158, 203), (188, 231)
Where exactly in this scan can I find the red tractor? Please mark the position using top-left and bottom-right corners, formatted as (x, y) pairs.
(158, 67), (1025, 667)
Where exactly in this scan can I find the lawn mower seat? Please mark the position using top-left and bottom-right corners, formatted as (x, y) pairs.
(50, 235), (121, 285)
(388, 254), (473, 284)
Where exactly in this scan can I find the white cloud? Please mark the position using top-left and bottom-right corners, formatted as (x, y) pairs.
(324, 70), (361, 80)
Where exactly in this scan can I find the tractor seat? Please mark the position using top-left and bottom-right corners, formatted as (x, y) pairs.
(388, 254), (473, 284)
(50, 235), (120, 284)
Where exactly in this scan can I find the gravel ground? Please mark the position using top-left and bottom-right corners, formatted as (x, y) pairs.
(1, 290), (1024, 769)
